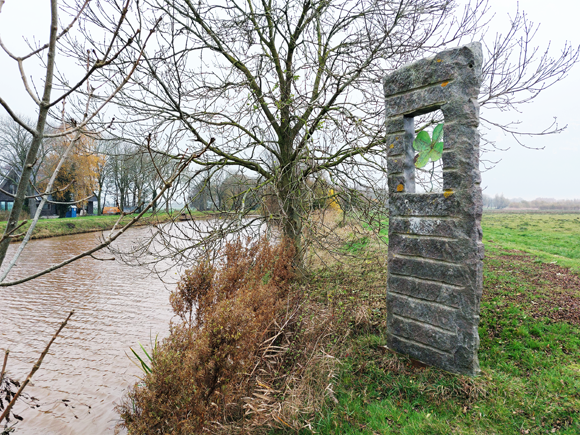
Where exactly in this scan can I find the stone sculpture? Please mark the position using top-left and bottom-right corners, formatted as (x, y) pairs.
(383, 43), (484, 376)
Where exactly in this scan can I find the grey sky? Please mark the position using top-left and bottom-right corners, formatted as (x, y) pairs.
(0, 0), (578, 200)
(478, 0), (580, 200)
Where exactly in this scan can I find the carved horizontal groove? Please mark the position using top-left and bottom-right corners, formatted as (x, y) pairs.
(384, 79), (455, 100)
(390, 216), (460, 222)
(390, 213), (461, 219)
(389, 334), (453, 356)
(389, 272), (465, 290)
(388, 290), (459, 311)
(391, 232), (458, 241)
(394, 253), (462, 266)
(392, 313), (456, 335)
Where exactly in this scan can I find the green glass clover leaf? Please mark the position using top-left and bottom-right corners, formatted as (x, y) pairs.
(412, 131), (431, 152)
(429, 139), (444, 161)
(413, 123), (444, 168)
(415, 150), (431, 168)
(432, 123), (443, 143)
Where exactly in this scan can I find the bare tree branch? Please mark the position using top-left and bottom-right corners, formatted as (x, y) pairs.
(0, 310), (74, 424)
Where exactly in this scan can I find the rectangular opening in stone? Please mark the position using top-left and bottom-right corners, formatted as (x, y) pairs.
(413, 110), (444, 193)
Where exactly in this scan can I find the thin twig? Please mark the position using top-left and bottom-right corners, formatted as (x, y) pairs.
(0, 310), (74, 424)
(0, 349), (8, 384)
(89, 253), (116, 261)
(0, 143), (209, 287)
(0, 220), (27, 244)
(8, 231), (26, 240)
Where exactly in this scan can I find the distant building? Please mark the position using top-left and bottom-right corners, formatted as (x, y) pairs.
(0, 169), (17, 212)
(0, 169), (58, 217)
(35, 197), (59, 217)
(85, 195), (98, 215)
(0, 170), (59, 216)
(0, 170), (99, 217)
(33, 194), (98, 218)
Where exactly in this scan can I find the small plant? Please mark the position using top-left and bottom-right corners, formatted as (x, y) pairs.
(413, 123), (444, 168)
(128, 338), (158, 375)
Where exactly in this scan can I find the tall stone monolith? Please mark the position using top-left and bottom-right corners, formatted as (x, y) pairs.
(384, 43), (484, 376)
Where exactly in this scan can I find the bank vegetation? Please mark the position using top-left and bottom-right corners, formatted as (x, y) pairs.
(117, 212), (580, 434)
(0, 212), (219, 243)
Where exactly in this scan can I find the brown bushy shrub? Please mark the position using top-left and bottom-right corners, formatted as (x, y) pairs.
(118, 237), (295, 434)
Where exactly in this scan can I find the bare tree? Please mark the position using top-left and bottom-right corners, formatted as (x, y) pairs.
(0, 116), (41, 181)
(493, 194), (510, 209)
(94, 138), (111, 215)
(81, 0), (577, 270)
(0, 0), (209, 287)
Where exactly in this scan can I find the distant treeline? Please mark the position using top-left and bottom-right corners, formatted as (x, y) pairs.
(483, 194), (580, 211)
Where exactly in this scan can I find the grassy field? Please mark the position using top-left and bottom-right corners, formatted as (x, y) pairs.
(272, 212), (580, 434)
(0, 210), (217, 241)
(481, 213), (580, 273)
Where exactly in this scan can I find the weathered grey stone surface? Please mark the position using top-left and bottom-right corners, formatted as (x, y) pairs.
(383, 43), (484, 376)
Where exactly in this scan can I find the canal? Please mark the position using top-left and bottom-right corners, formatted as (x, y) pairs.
(0, 227), (177, 434)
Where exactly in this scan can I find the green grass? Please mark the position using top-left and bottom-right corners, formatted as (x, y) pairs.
(342, 217), (389, 254)
(273, 212), (580, 434)
(481, 213), (580, 273)
(0, 210), (216, 241)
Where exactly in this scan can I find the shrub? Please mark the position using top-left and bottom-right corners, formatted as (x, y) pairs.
(118, 237), (295, 434)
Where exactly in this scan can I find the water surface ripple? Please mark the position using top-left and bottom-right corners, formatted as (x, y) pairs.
(0, 228), (175, 434)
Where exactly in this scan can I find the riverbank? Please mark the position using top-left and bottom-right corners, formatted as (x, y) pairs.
(0, 211), (220, 242)
(105, 212), (580, 433)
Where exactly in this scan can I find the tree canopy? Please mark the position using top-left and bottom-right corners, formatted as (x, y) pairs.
(83, 0), (576, 266)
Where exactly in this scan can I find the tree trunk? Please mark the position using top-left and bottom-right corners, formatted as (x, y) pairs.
(119, 187), (125, 211)
(97, 191), (102, 215)
(28, 198), (37, 219)
(278, 172), (304, 272)
(0, 0), (58, 266)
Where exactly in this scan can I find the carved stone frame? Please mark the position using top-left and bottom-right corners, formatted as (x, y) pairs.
(383, 43), (484, 376)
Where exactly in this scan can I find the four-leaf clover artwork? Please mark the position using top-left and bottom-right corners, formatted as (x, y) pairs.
(413, 123), (444, 168)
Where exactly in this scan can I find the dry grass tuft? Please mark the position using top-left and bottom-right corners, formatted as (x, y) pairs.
(212, 296), (343, 434)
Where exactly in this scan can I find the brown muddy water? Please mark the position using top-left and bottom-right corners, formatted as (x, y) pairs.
(0, 227), (177, 434)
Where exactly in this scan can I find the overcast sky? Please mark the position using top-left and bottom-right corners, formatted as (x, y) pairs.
(0, 0), (578, 200)
(477, 0), (580, 200)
